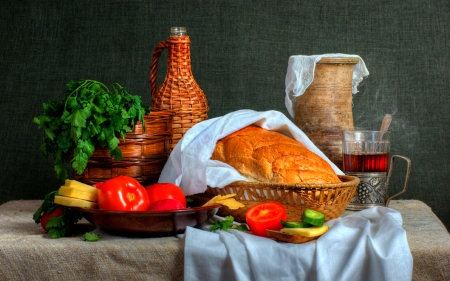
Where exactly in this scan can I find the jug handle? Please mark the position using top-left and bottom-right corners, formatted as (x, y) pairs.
(150, 40), (169, 98)
(386, 155), (412, 206)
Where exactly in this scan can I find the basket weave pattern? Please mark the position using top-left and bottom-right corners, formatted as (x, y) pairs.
(150, 36), (209, 149)
(74, 110), (174, 186)
(206, 175), (359, 222)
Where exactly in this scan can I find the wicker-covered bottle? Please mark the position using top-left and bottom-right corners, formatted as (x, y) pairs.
(150, 27), (209, 149)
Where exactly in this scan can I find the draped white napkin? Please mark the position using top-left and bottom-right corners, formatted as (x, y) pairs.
(184, 206), (413, 281)
(159, 109), (343, 196)
(285, 54), (369, 118)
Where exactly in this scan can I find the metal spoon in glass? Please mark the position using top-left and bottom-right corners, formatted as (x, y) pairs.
(376, 114), (392, 152)
(378, 114), (392, 141)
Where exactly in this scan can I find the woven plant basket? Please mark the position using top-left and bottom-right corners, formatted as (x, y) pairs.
(73, 110), (174, 186)
(205, 175), (360, 222)
(150, 30), (209, 150)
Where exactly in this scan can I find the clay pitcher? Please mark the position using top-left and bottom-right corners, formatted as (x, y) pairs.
(294, 57), (359, 170)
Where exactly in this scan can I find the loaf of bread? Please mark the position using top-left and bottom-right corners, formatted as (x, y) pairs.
(211, 125), (341, 184)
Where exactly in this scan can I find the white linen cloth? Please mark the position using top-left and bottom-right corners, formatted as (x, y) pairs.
(285, 54), (369, 118)
(158, 109), (343, 196)
(184, 206), (413, 281)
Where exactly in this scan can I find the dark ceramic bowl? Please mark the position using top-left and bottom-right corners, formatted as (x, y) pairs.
(76, 195), (220, 237)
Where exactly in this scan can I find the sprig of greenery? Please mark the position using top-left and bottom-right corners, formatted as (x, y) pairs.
(209, 216), (249, 232)
(34, 80), (150, 181)
(33, 190), (83, 238)
(33, 191), (59, 223)
(80, 232), (102, 242)
(46, 213), (71, 239)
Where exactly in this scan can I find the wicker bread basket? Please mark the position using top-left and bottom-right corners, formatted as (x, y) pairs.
(205, 175), (360, 222)
(73, 110), (174, 186)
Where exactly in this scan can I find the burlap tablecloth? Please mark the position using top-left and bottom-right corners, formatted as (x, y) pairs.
(0, 200), (448, 281)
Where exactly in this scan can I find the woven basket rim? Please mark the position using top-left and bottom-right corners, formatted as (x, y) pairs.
(214, 175), (359, 190)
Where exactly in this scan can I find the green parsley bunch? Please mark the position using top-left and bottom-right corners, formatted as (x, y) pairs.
(34, 79), (150, 181)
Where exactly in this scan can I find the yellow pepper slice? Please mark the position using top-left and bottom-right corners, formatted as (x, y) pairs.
(280, 225), (329, 237)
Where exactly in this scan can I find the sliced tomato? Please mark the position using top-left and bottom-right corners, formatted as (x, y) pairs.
(245, 202), (287, 237)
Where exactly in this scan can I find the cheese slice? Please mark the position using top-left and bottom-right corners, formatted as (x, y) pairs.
(54, 195), (98, 209)
(215, 198), (245, 210)
(203, 194), (237, 206)
(58, 186), (97, 202)
(202, 194), (244, 209)
(280, 225), (329, 237)
(64, 180), (98, 195)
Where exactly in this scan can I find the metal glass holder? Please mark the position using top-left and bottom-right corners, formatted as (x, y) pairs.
(346, 155), (411, 211)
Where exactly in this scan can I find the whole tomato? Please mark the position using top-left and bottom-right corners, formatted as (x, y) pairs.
(93, 182), (104, 189)
(148, 199), (185, 211)
(98, 175), (150, 211)
(40, 206), (65, 232)
(245, 202), (287, 237)
(145, 183), (186, 208)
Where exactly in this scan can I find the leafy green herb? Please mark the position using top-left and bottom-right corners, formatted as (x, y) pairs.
(33, 190), (83, 239)
(34, 79), (150, 181)
(209, 216), (249, 232)
(47, 214), (69, 239)
(80, 232), (102, 242)
(210, 215), (234, 231)
(235, 224), (249, 232)
(33, 190), (59, 223)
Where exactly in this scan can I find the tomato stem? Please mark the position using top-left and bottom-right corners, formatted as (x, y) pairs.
(127, 192), (135, 201)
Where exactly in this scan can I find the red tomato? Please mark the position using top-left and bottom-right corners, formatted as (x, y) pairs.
(98, 175), (150, 211)
(148, 199), (185, 211)
(93, 182), (104, 189)
(40, 206), (65, 232)
(245, 202), (287, 237)
(145, 183), (186, 208)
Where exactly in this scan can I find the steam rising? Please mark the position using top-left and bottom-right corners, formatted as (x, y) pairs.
(352, 79), (418, 152)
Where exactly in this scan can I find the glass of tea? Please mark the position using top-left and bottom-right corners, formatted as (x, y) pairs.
(341, 130), (411, 211)
(342, 130), (391, 173)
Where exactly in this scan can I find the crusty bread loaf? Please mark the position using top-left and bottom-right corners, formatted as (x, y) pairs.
(211, 125), (341, 184)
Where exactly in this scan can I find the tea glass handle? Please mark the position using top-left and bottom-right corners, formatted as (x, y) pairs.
(386, 155), (412, 206)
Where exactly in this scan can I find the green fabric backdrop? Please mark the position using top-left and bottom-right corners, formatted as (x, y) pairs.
(1, 1), (449, 229)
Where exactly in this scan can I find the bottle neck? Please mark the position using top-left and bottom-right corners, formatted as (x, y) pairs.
(166, 27), (193, 75)
(166, 38), (192, 75)
(170, 27), (187, 37)
(168, 27), (190, 45)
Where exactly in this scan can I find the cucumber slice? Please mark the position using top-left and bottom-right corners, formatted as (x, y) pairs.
(301, 209), (326, 226)
(280, 220), (313, 228)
